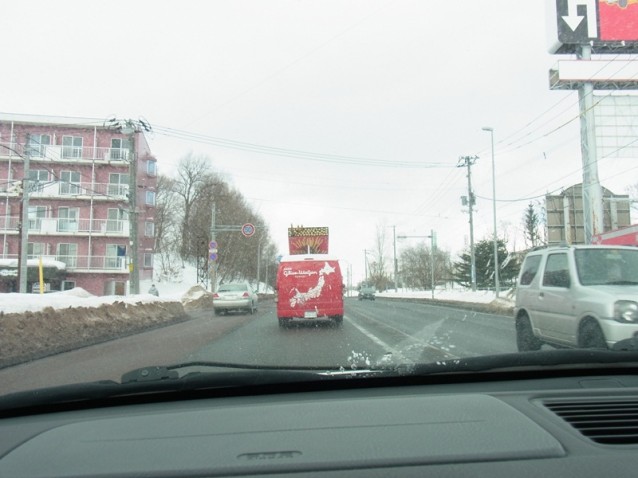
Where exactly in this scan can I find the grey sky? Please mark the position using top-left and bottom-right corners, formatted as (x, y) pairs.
(3, 0), (633, 281)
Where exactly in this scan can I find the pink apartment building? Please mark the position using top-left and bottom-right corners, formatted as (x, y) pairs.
(0, 114), (158, 295)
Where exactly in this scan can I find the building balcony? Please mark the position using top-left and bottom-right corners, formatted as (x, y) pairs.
(0, 254), (131, 273)
(0, 217), (130, 236)
(0, 181), (129, 201)
(0, 142), (130, 163)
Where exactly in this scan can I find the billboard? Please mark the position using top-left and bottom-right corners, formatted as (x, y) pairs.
(288, 226), (329, 255)
(549, 0), (638, 53)
(593, 95), (638, 159)
(599, 0), (638, 41)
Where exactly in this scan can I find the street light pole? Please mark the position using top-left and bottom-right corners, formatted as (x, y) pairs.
(482, 127), (500, 298)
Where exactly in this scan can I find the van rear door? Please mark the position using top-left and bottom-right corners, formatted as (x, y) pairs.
(276, 256), (343, 321)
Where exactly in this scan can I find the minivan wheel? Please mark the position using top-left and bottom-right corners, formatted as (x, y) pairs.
(579, 320), (607, 349)
(516, 314), (542, 352)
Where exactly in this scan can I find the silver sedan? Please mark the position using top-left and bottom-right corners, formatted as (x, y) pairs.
(213, 282), (258, 315)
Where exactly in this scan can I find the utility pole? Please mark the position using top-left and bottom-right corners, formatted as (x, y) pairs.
(105, 117), (152, 295)
(18, 134), (30, 293)
(210, 203), (217, 293)
(458, 155), (477, 291)
(392, 225), (397, 292)
(363, 249), (369, 283)
(127, 128), (139, 295)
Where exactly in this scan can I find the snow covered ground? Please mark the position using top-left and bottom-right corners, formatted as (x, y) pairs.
(0, 260), (515, 315)
(0, 283), (515, 315)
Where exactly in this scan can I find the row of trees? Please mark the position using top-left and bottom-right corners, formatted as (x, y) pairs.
(153, 154), (547, 293)
(154, 154), (278, 289)
(361, 201), (546, 292)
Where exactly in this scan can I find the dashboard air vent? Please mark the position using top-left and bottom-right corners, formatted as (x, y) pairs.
(544, 399), (638, 445)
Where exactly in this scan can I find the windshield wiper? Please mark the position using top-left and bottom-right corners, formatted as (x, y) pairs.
(602, 280), (638, 285)
(120, 361), (386, 384)
(0, 365), (349, 416)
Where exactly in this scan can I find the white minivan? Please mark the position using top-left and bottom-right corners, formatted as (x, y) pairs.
(514, 245), (638, 351)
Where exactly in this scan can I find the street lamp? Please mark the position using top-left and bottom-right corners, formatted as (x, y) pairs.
(397, 230), (436, 299)
(482, 127), (500, 298)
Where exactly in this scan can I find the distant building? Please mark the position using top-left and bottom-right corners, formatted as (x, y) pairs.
(546, 184), (631, 245)
(0, 114), (158, 295)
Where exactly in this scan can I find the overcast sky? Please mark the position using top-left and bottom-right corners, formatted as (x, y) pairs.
(3, 0), (636, 282)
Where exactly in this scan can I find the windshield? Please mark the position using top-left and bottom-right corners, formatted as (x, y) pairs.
(1, 0), (638, 401)
(575, 248), (638, 286)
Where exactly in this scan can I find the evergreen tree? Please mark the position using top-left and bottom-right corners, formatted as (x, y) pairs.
(523, 202), (543, 248)
(453, 239), (519, 289)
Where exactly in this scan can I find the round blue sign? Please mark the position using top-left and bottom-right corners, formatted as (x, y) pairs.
(241, 223), (255, 237)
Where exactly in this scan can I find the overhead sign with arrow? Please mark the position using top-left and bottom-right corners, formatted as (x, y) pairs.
(549, 0), (638, 53)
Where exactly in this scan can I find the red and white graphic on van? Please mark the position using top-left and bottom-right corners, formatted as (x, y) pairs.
(289, 262), (336, 307)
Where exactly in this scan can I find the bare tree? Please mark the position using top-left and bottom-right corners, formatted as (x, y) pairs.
(172, 153), (216, 260)
(368, 224), (391, 290)
(153, 174), (182, 282)
(400, 243), (450, 290)
(156, 152), (278, 288)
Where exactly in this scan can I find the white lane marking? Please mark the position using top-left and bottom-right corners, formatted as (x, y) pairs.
(345, 314), (460, 361)
(344, 315), (409, 363)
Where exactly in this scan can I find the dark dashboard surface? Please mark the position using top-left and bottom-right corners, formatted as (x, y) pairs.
(1, 373), (638, 477)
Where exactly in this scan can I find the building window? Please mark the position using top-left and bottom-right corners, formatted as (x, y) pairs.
(58, 207), (80, 232)
(56, 243), (78, 268)
(28, 170), (49, 192)
(28, 206), (47, 230)
(62, 136), (83, 159)
(146, 191), (156, 206)
(144, 221), (155, 237)
(27, 242), (46, 258)
(106, 244), (126, 269)
(106, 208), (127, 232)
(26, 134), (51, 158)
(108, 173), (129, 197)
(59, 170), (81, 195)
(110, 138), (130, 160)
(144, 253), (153, 268)
(62, 280), (76, 291)
(147, 160), (157, 176)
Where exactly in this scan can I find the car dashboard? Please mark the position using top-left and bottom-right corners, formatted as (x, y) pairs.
(1, 371), (638, 477)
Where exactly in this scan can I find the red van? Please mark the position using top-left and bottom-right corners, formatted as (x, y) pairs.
(276, 254), (344, 327)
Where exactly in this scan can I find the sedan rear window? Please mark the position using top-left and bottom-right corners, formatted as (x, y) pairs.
(218, 284), (247, 292)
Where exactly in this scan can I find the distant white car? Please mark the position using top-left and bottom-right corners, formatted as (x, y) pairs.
(213, 281), (258, 315)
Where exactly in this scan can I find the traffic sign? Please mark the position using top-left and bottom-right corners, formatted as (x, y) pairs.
(209, 253), (218, 261)
(209, 241), (217, 249)
(241, 223), (256, 237)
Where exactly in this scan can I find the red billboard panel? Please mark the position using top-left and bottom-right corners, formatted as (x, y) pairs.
(288, 226), (329, 255)
(599, 0), (638, 41)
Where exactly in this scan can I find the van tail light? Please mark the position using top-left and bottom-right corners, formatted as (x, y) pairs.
(242, 292), (250, 297)
(213, 293), (219, 298)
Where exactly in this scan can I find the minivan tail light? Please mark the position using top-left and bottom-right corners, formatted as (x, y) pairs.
(213, 293), (219, 298)
(242, 292), (250, 297)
